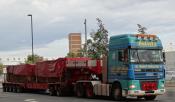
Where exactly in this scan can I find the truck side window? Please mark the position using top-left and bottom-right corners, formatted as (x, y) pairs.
(118, 49), (128, 62)
(124, 49), (128, 62)
(118, 50), (124, 61)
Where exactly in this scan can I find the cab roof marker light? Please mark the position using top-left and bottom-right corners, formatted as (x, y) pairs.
(149, 36), (154, 41)
(136, 34), (145, 40)
(149, 37), (154, 41)
(148, 34), (156, 38)
(137, 36), (142, 40)
(154, 37), (159, 41)
(136, 34), (145, 38)
(143, 36), (147, 40)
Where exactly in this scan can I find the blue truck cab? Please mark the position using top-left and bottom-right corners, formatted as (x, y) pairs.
(108, 34), (165, 100)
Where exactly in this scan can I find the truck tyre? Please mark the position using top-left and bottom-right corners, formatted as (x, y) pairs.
(56, 89), (63, 96)
(56, 90), (61, 96)
(16, 87), (23, 93)
(144, 95), (156, 100)
(85, 84), (94, 98)
(111, 83), (122, 101)
(49, 90), (56, 96)
(6, 86), (10, 92)
(3, 87), (6, 92)
(9, 86), (13, 92)
(76, 84), (85, 97)
(49, 87), (56, 96)
(137, 96), (143, 100)
(13, 87), (17, 93)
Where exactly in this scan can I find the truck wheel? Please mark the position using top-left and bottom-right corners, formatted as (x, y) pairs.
(9, 86), (13, 92)
(137, 96), (143, 100)
(111, 83), (122, 101)
(49, 87), (56, 96)
(85, 84), (94, 98)
(3, 87), (6, 92)
(13, 87), (17, 93)
(76, 84), (84, 97)
(56, 89), (63, 96)
(144, 95), (156, 100)
(16, 87), (23, 93)
(49, 90), (56, 96)
(6, 86), (10, 92)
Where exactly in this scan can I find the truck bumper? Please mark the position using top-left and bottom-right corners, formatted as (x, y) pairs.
(125, 89), (165, 97)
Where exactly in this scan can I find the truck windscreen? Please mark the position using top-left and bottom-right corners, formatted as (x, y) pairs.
(130, 49), (163, 63)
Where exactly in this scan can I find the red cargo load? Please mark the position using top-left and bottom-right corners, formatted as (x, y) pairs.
(65, 58), (102, 75)
(13, 64), (35, 76)
(36, 59), (64, 78)
(36, 58), (102, 78)
(7, 66), (14, 74)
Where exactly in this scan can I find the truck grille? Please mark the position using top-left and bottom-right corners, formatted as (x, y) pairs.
(141, 81), (157, 91)
(134, 72), (160, 80)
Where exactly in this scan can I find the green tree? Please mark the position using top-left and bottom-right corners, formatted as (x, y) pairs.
(66, 51), (84, 58)
(0, 63), (4, 74)
(137, 24), (147, 34)
(25, 54), (44, 64)
(66, 52), (76, 58)
(86, 18), (109, 59)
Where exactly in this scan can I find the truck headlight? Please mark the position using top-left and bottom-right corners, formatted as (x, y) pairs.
(129, 85), (136, 89)
(161, 84), (164, 88)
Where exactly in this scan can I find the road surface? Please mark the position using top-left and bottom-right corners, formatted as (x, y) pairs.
(0, 87), (174, 102)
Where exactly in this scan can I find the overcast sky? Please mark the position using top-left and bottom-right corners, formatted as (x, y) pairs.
(0, 0), (175, 58)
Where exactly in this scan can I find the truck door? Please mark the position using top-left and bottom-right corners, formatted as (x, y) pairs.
(117, 49), (128, 79)
(108, 49), (128, 83)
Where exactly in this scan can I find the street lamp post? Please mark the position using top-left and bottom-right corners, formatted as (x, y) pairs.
(27, 14), (34, 63)
(84, 19), (87, 56)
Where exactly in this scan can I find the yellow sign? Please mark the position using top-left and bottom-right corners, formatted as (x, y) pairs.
(138, 41), (156, 47)
(111, 67), (128, 73)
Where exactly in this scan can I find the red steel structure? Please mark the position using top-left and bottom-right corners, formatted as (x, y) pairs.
(2, 58), (102, 96)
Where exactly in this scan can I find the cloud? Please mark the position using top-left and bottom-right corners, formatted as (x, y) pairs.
(0, 0), (175, 58)
(35, 38), (69, 58)
(0, 38), (68, 59)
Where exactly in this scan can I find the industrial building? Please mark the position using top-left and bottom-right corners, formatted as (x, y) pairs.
(68, 33), (82, 54)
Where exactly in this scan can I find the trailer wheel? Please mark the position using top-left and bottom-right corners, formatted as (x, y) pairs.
(9, 86), (13, 92)
(85, 83), (94, 98)
(3, 87), (6, 92)
(16, 87), (23, 93)
(111, 83), (122, 101)
(12, 87), (17, 93)
(6, 86), (10, 92)
(144, 95), (156, 100)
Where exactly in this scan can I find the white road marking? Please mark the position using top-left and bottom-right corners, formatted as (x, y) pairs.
(24, 99), (38, 102)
